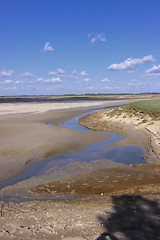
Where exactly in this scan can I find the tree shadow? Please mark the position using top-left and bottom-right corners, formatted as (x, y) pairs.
(97, 195), (160, 240)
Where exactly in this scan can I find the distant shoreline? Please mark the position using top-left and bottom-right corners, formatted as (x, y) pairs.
(0, 93), (159, 103)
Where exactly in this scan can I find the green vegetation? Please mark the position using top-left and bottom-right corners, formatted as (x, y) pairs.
(132, 99), (160, 113)
(105, 99), (160, 121)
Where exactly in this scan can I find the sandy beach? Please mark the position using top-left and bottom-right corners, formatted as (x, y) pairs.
(1, 98), (160, 239)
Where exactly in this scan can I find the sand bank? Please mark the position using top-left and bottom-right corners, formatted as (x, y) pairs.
(79, 107), (160, 162)
(0, 100), (126, 115)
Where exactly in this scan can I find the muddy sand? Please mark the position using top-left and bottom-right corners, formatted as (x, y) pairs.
(1, 98), (160, 239)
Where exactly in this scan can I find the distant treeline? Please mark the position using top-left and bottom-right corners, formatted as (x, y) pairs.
(0, 92), (160, 99)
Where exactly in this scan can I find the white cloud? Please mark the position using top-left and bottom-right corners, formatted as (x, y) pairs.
(145, 64), (160, 76)
(84, 78), (91, 82)
(127, 81), (145, 86)
(37, 77), (62, 83)
(57, 68), (65, 74)
(104, 86), (112, 89)
(3, 79), (13, 84)
(21, 72), (35, 78)
(48, 71), (57, 76)
(101, 78), (110, 82)
(87, 86), (94, 90)
(88, 33), (106, 44)
(44, 78), (62, 83)
(36, 78), (44, 82)
(127, 82), (136, 86)
(108, 55), (155, 71)
(80, 71), (87, 76)
(44, 42), (54, 52)
(3, 86), (16, 90)
(0, 69), (13, 78)
(91, 38), (96, 44)
(14, 80), (21, 84)
(48, 69), (65, 77)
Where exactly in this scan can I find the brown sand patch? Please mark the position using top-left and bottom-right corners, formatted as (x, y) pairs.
(31, 164), (160, 196)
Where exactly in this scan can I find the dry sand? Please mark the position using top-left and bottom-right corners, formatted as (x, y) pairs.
(0, 100), (123, 115)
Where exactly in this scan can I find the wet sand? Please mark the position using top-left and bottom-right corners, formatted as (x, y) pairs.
(31, 163), (160, 196)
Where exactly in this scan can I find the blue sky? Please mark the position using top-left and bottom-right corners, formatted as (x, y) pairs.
(0, 0), (160, 95)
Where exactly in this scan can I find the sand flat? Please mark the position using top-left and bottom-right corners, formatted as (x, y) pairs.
(0, 99), (133, 183)
(0, 100), (124, 115)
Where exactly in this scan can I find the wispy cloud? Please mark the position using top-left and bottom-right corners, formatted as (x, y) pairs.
(14, 80), (21, 84)
(88, 33), (106, 44)
(84, 78), (91, 82)
(21, 72), (36, 78)
(44, 42), (54, 52)
(127, 79), (145, 86)
(71, 70), (77, 76)
(36, 78), (44, 82)
(0, 69), (13, 78)
(1, 86), (17, 90)
(145, 64), (160, 76)
(104, 86), (112, 89)
(44, 78), (62, 83)
(69, 70), (78, 79)
(108, 55), (155, 71)
(37, 77), (62, 83)
(48, 68), (65, 77)
(48, 69), (80, 81)
(48, 71), (57, 76)
(80, 71), (87, 76)
(57, 68), (65, 74)
(3, 79), (13, 84)
(101, 78), (110, 82)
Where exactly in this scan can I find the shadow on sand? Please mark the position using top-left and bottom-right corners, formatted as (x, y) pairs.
(97, 195), (160, 240)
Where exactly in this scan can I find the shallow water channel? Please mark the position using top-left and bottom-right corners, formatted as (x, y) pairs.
(0, 106), (146, 190)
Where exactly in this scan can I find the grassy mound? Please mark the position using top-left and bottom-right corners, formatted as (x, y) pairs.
(105, 99), (160, 121)
(132, 99), (160, 113)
